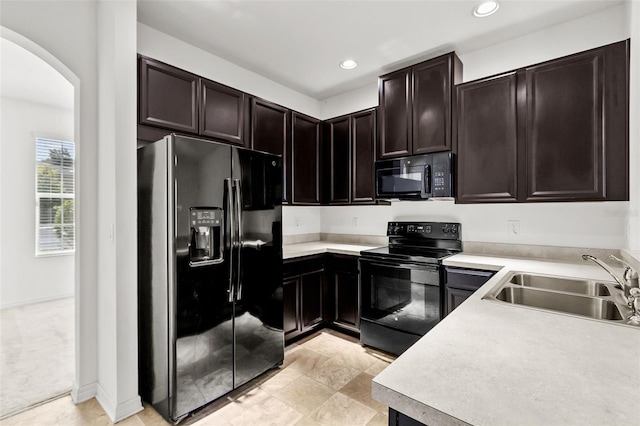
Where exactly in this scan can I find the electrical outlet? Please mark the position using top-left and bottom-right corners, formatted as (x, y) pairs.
(352, 217), (359, 227)
(294, 217), (300, 227)
(508, 220), (520, 236)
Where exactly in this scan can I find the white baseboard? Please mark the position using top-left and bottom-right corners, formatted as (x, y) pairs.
(71, 381), (97, 403)
(1, 293), (74, 310)
(96, 384), (143, 423)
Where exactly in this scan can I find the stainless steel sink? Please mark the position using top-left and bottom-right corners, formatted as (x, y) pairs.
(482, 272), (636, 327)
(509, 273), (610, 296)
(495, 286), (623, 320)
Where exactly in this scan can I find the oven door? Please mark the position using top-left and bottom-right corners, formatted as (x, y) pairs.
(359, 258), (441, 336)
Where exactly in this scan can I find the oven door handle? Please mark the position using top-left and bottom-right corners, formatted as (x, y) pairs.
(360, 259), (439, 272)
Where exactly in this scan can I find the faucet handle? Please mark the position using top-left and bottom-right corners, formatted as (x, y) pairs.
(609, 255), (639, 285)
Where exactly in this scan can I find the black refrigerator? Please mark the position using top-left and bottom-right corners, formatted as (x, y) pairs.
(137, 134), (284, 423)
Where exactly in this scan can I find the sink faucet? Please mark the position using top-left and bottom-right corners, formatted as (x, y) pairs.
(582, 254), (640, 301)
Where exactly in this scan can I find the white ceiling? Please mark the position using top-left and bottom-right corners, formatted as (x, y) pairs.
(0, 38), (73, 110)
(137, 0), (624, 100)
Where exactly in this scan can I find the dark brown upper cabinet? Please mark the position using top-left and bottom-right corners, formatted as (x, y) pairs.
(139, 56), (199, 134)
(291, 112), (321, 205)
(456, 72), (521, 203)
(378, 52), (462, 159)
(326, 116), (351, 204)
(325, 108), (377, 205)
(455, 39), (629, 204)
(199, 78), (247, 146)
(351, 109), (377, 203)
(250, 98), (292, 203)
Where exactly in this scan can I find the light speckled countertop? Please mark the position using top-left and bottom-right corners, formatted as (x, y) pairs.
(283, 241), (382, 259)
(372, 253), (640, 426)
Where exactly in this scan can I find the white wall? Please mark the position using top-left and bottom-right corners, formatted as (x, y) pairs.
(319, 201), (629, 249)
(282, 206), (323, 236)
(315, 4), (632, 250)
(0, 98), (74, 307)
(137, 23), (321, 119)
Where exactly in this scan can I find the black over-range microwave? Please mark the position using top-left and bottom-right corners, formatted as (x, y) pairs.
(375, 152), (453, 200)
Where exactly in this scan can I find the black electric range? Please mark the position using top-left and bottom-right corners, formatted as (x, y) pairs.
(359, 221), (462, 355)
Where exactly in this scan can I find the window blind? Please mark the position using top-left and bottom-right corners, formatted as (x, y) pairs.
(35, 138), (75, 254)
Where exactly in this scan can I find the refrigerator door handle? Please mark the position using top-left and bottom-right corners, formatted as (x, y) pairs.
(234, 179), (243, 301)
(225, 178), (235, 303)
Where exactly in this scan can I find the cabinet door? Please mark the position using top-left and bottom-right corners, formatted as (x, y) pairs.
(456, 73), (520, 203)
(351, 109), (376, 204)
(139, 56), (198, 134)
(199, 78), (246, 145)
(291, 112), (321, 204)
(283, 277), (300, 338)
(251, 98), (291, 203)
(445, 286), (474, 316)
(327, 116), (351, 204)
(300, 270), (324, 331)
(333, 270), (359, 331)
(525, 49), (610, 201)
(412, 53), (459, 154)
(378, 68), (412, 159)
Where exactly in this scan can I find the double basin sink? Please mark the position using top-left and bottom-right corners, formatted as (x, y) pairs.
(483, 272), (637, 327)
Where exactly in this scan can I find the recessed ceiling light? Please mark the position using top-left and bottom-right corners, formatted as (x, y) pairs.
(473, 1), (499, 17)
(340, 59), (358, 70)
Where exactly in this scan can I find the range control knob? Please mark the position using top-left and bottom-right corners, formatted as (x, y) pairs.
(450, 225), (458, 234)
(443, 227), (449, 233)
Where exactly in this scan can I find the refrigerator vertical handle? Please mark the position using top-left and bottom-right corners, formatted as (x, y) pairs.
(225, 178), (234, 303)
(234, 179), (243, 301)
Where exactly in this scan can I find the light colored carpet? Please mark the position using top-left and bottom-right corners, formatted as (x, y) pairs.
(0, 297), (74, 419)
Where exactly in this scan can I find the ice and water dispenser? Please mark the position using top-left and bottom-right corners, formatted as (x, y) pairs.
(189, 207), (223, 267)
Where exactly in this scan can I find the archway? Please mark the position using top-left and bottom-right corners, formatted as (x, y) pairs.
(0, 27), (81, 419)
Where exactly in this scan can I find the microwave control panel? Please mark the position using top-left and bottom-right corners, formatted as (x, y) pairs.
(387, 221), (460, 239)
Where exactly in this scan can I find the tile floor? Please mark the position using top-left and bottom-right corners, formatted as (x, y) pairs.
(0, 329), (395, 426)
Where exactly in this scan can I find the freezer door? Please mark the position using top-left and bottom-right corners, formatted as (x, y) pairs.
(232, 148), (284, 388)
(172, 136), (234, 419)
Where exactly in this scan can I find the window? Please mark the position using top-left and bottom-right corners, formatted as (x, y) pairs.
(35, 138), (75, 255)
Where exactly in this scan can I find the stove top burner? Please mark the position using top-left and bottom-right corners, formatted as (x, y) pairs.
(360, 221), (462, 264)
(360, 245), (456, 264)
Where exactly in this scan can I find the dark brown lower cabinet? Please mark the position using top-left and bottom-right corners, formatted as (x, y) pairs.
(389, 408), (425, 426)
(283, 255), (326, 342)
(328, 254), (360, 333)
(283, 253), (361, 343)
(444, 267), (495, 316)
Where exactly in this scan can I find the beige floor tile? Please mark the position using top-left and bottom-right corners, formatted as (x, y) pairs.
(329, 346), (377, 372)
(305, 358), (361, 390)
(308, 393), (376, 426)
(135, 402), (170, 425)
(366, 411), (389, 426)
(339, 373), (387, 413)
(272, 376), (335, 416)
(258, 366), (303, 394)
(364, 359), (391, 376)
(283, 348), (330, 374)
(299, 332), (353, 358)
(228, 396), (302, 426)
(294, 416), (323, 426)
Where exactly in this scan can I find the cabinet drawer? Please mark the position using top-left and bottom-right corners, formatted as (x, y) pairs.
(445, 267), (494, 291)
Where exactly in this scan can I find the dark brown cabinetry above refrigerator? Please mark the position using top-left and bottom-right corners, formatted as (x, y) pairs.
(250, 98), (292, 203)
(456, 39), (629, 203)
(138, 56), (248, 147)
(378, 52), (462, 159)
(324, 108), (377, 205)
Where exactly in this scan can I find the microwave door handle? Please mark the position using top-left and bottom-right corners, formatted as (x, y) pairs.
(424, 165), (431, 195)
